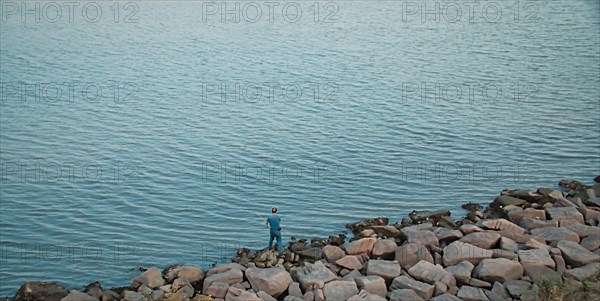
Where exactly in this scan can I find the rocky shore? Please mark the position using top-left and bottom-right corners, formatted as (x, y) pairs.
(4, 177), (600, 301)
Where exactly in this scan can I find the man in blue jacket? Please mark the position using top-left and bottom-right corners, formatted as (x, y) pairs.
(265, 207), (283, 254)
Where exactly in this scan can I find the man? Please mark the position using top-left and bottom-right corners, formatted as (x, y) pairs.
(265, 207), (283, 254)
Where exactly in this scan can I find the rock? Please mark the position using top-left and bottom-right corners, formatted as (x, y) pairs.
(491, 249), (517, 260)
(553, 254), (567, 275)
(323, 280), (358, 301)
(408, 260), (456, 287)
(207, 263), (247, 276)
(499, 236), (518, 252)
(346, 217), (389, 234)
(524, 237), (551, 251)
(504, 280), (531, 298)
(491, 282), (509, 299)
(460, 224), (484, 234)
(336, 255), (364, 270)
(456, 286), (489, 301)
(519, 218), (558, 230)
(288, 282), (303, 298)
(206, 282), (229, 299)
(131, 268), (165, 289)
(203, 269), (244, 294)
(366, 259), (401, 280)
(257, 291), (277, 301)
(83, 282), (102, 299)
(390, 276), (434, 300)
(245, 267), (293, 298)
(433, 228), (463, 242)
(581, 234), (600, 251)
(354, 276), (387, 298)
(410, 210), (451, 224)
(322, 245), (345, 263)
(347, 289), (387, 301)
(469, 278), (491, 289)
(474, 258), (523, 283)
(483, 290), (506, 301)
(346, 238), (377, 255)
(518, 248), (555, 268)
(224, 286), (262, 301)
(296, 261), (338, 291)
(530, 227), (580, 243)
(508, 209), (546, 225)
(284, 296), (304, 301)
(14, 282), (69, 301)
(557, 240), (600, 267)
(560, 220), (600, 237)
(395, 243), (434, 269)
(522, 263), (561, 283)
(480, 219), (526, 235)
(459, 232), (501, 249)
(368, 226), (400, 238)
(563, 262), (600, 280)
(342, 269), (364, 282)
(372, 239), (396, 259)
(297, 247), (323, 261)
(434, 281), (448, 296)
(492, 195), (527, 208)
(444, 260), (474, 284)
(546, 207), (585, 224)
(406, 230), (439, 247)
(431, 293), (463, 301)
(303, 290), (314, 301)
(313, 288), (324, 301)
(443, 241), (493, 266)
(388, 289), (425, 301)
(173, 277), (194, 297)
(60, 291), (98, 301)
(122, 291), (144, 301)
(164, 265), (205, 283)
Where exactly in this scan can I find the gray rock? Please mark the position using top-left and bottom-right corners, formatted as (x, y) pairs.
(347, 289), (387, 301)
(207, 263), (247, 276)
(546, 207), (585, 224)
(519, 217), (558, 230)
(390, 276), (434, 300)
(287, 282), (303, 298)
(366, 259), (401, 280)
(60, 291), (98, 301)
(224, 286), (262, 301)
(474, 258), (523, 283)
(342, 269), (364, 282)
(524, 237), (552, 251)
(444, 260), (474, 284)
(560, 220), (600, 237)
(372, 239), (397, 259)
(443, 241), (493, 266)
(480, 219), (526, 235)
(323, 280), (359, 301)
(468, 278), (492, 289)
(314, 288), (324, 301)
(518, 248), (555, 268)
(257, 291), (277, 301)
(368, 225), (400, 238)
(491, 249), (517, 260)
(387, 289), (425, 301)
(346, 238), (377, 255)
(491, 282), (509, 299)
(354, 276), (387, 298)
(563, 262), (600, 280)
(14, 282), (69, 301)
(406, 230), (440, 247)
(408, 260), (456, 287)
(322, 245), (345, 263)
(122, 291), (144, 301)
(131, 268), (165, 289)
(499, 236), (518, 252)
(296, 261), (338, 291)
(508, 209), (546, 225)
(492, 195), (527, 208)
(206, 282), (229, 299)
(456, 285), (489, 301)
(460, 224), (484, 234)
(459, 232), (501, 249)
(203, 268), (244, 294)
(522, 263), (561, 283)
(433, 228), (464, 242)
(530, 227), (580, 243)
(581, 234), (600, 251)
(431, 293), (463, 301)
(395, 243), (434, 269)
(483, 290), (506, 301)
(504, 280), (531, 298)
(557, 240), (600, 267)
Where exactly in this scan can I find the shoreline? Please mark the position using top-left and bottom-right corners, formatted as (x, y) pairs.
(3, 177), (600, 301)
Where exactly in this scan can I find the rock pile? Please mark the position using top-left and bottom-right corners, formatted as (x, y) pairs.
(9, 178), (600, 301)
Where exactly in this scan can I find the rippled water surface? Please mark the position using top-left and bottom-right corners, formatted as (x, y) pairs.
(1, 0), (599, 295)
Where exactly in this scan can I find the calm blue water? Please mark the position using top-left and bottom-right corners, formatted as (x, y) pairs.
(1, 0), (599, 296)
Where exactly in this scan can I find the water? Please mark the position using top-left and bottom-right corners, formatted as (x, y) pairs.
(0, 0), (599, 296)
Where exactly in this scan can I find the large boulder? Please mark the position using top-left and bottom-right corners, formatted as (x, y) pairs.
(581, 234), (600, 251)
(372, 239), (397, 259)
(224, 286), (262, 301)
(508, 209), (546, 225)
(336, 255), (364, 270)
(522, 263), (561, 283)
(14, 282), (69, 301)
(560, 220), (600, 237)
(207, 263), (247, 276)
(322, 245), (345, 263)
(530, 227), (580, 243)
(433, 228), (463, 242)
(60, 291), (98, 301)
(444, 260), (474, 284)
(408, 260), (456, 287)
(245, 267), (293, 298)
(323, 280), (359, 301)
(546, 207), (584, 224)
(164, 265), (205, 283)
(395, 243), (434, 269)
(354, 276), (387, 298)
(456, 285), (489, 301)
(205, 282), (229, 299)
(131, 268), (165, 289)
(563, 262), (600, 280)
(406, 230), (439, 247)
(366, 260), (401, 280)
(443, 241), (493, 266)
(390, 276), (434, 300)
(459, 232), (501, 249)
(296, 261), (338, 291)
(473, 258), (523, 283)
(480, 219), (525, 235)
(346, 238), (377, 255)
(203, 268), (244, 294)
(557, 240), (600, 267)
(491, 195), (526, 208)
(518, 248), (555, 268)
